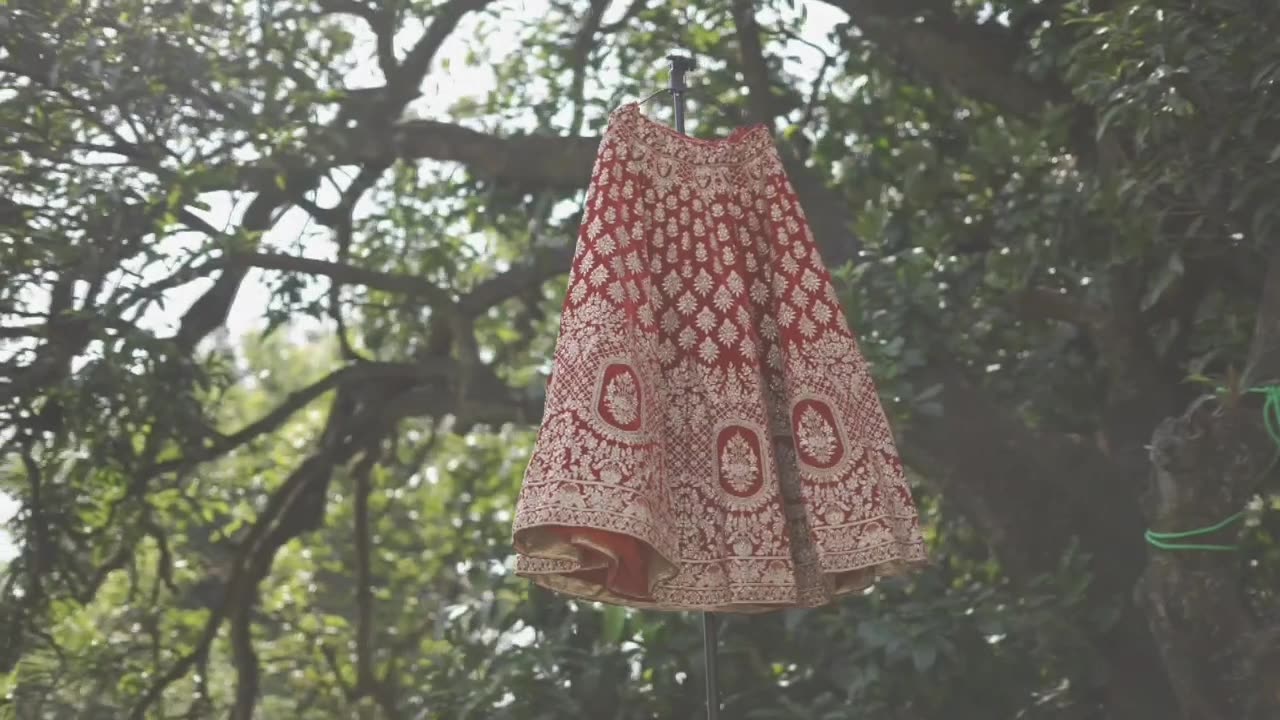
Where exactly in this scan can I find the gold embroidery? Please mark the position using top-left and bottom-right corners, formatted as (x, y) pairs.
(720, 431), (758, 494)
(603, 372), (639, 426)
(798, 406), (837, 465)
(512, 102), (928, 613)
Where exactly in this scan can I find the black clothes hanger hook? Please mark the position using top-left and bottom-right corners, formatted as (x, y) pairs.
(667, 52), (695, 94)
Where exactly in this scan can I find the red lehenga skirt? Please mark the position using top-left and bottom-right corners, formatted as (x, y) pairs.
(512, 102), (928, 612)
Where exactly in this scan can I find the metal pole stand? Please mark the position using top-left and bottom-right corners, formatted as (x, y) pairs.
(701, 611), (720, 720)
(666, 53), (695, 136)
(663, 51), (718, 720)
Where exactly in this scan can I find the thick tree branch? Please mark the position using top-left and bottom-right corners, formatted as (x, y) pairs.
(227, 245), (576, 321)
(387, 119), (599, 188)
(144, 360), (453, 480)
(1015, 279), (1188, 457)
(173, 0), (496, 356)
(0, 325), (44, 339)
(391, 0), (493, 107)
(903, 363), (1141, 582)
(130, 384), (400, 720)
(352, 449), (378, 693)
(731, 0), (780, 122)
(901, 362), (1180, 717)
(229, 585), (260, 720)
(1245, 242), (1280, 385)
(229, 251), (456, 307)
(822, 0), (1066, 118)
(174, 193), (278, 352)
(317, 0), (397, 76)
(331, 215), (366, 361)
(124, 342), (529, 719)
(565, 0), (611, 135)
(458, 246), (575, 316)
(388, 120), (865, 267)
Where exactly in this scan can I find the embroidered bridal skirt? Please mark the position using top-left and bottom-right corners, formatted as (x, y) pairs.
(511, 102), (928, 612)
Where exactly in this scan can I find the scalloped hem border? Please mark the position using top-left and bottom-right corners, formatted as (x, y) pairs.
(514, 537), (929, 614)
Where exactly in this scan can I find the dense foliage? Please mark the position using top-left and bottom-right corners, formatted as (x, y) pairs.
(2, 0), (1278, 718)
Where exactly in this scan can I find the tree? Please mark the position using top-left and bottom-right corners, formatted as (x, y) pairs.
(2, 0), (1278, 718)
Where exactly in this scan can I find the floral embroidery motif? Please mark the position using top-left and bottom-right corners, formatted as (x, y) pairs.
(798, 406), (837, 464)
(604, 372), (639, 426)
(593, 362), (644, 433)
(720, 433), (757, 491)
(716, 425), (765, 499)
(791, 398), (846, 471)
(512, 102), (928, 612)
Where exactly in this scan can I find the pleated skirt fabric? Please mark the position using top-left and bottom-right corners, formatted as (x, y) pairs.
(511, 102), (928, 612)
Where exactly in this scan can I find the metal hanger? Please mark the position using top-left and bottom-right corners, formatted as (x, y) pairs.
(634, 54), (745, 132)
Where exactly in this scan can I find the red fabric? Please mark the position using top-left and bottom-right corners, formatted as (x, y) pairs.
(512, 103), (928, 612)
(546, 526), (651, 599)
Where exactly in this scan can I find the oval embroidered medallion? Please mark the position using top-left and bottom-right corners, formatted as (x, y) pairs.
(595, 362), (642, 431)
(716, 425), (764, 498)
(791, 398), (845, 469)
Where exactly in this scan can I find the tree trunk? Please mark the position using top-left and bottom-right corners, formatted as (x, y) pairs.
(1140, 394), (1280, 720)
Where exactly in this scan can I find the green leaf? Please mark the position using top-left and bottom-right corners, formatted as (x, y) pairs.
(601, 604), (626, 645)
(911, 643), (937, 672)
(1141, 251), (1183, 311)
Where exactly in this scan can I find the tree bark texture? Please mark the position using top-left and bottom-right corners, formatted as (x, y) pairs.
(1142, 395), (1280, 720)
